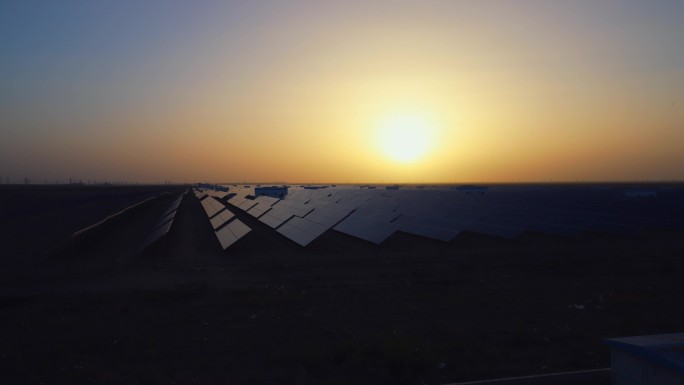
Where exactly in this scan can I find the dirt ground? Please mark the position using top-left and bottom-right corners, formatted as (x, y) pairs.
(1, 185), (684, 384)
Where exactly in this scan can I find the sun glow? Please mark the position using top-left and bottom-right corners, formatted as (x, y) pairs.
(376, 112), (438, 163)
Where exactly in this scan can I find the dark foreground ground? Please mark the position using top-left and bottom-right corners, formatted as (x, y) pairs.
(1, 185), (683, 384)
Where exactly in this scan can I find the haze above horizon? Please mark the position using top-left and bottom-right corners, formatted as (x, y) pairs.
(2, 1), (683, 184)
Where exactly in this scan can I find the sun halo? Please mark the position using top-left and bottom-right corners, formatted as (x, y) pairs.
(375, 112), (437, 163)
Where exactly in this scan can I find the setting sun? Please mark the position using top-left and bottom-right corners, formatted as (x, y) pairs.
(376, 112), (438, 163)
(2, 1), (683, 184)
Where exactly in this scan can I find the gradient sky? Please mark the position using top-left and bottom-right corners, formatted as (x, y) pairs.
(2, 1), (683, 184)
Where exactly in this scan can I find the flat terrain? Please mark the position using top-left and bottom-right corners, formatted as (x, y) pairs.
(1, 185), (683, 384)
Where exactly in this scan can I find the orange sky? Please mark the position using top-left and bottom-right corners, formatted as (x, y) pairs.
(2, 1), (683, 184)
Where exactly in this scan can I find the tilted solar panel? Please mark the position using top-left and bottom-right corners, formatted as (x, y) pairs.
(207, 190), (229, 199)
(138, 217), (174, 252)
(238, 199), (259, 211)
(210, 209), (236, 230)
(277, 217), (322, 246)
(227, 195), (247, 207)
(214, 219), (251, 250)
(201, 197), (225, 218)
(393, 214), (462, 241)
(155, 210), (176, 229)
(259, 206), (296, 229)
(215, 225), (237, 249)
(333, 216), (399, 244)
(304, 204), (354, 227)
(247, 202), (273, 218)
(348, 207), (400, 222)
(161, 196), (183, 218)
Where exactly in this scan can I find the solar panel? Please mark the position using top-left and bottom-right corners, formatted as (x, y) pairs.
(199, 185), (684, 243)
(161, 196), (183, 218)
(210, 209), (236, 230)
(274, 199), (315, 217)
(333, 216), (399, 244)
(207, 190), (229, 199)
(393, 214), (462, 241)
(257, 195), (280, 205)
(259, 206), (296, 228)
(275, 201), (354, 246)
(139, 217), (174, 251)
(214, 219), (251, 249)
(258, 198), (315, 229)
(247, 201), (276, 218)
(285, 190), (312, 203)
(347, 207), (400, 222)
(304, 204), (354, 227)
(155, 217), (174, 234)
(155, 210), (176, 229)
(228, 218), (251, 239)
(335, 191), (376, 207)
(201, 197), (225, 218)
(238, 199), (259, 211)
(277, 217), (322, 246)
(227, 195), (248, 207)
(214, 225), (237, 249)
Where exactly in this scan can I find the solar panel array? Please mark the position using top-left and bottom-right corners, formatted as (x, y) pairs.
(260, 199), (315, 229)
(276, 201), (355, 246)
(215, 219), (251, 249)
(139, 194), (184, 251)
(201, 196), (225, 218)
(206, 190), (229, 199)
(246, 196), (280, 218)
(333, 216), (399, 244)
(195, 190), (251, 250)
(193, 189), (207, 200)
(210, 209), (235, 230)
(211, 184), (684, 247)
(227, 194), (260, 212)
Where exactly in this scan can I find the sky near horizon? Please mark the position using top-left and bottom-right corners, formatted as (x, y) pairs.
(2, 1), (684, 184)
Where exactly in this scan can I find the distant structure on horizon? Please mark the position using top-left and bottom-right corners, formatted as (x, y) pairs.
(457, 185), (488, 194)
(197, 183), (229, 192)
(255, 186), (288, 199)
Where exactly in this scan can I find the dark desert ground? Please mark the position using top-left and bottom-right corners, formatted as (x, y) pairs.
(1, 184), (683, 384)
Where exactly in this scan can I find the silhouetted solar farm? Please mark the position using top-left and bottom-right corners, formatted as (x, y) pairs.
(1, 183), (683, 384)
(214, 184), (684, 247)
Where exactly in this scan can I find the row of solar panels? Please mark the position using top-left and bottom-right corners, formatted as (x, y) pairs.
(195, 188), (232, 201)
(220, 186), (684, 247)
(138, 192), (185, 252)
(197, 191), (252, 250)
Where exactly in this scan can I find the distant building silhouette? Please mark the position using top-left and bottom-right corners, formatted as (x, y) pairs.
(255, 186), (288, 199)
(457, 185), (488, 194)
